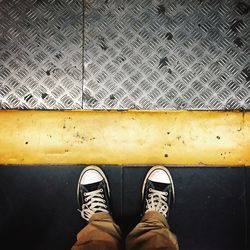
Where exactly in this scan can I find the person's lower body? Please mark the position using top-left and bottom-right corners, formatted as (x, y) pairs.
(71, 212), (122, 250)
(72, 211), (178, 250)
(126, 211), (179, 250)
(72, 165), (179, 250)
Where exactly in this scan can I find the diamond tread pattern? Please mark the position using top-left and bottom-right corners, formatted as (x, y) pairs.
(84, 0), (250, 110)
(0, 0), (83, 109)
(0, 0), (250, 110)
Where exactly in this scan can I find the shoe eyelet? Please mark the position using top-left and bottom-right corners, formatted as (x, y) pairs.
(100, 188), (103, 192)
(103, 200), (106, 203)
(85, 198), (87, 202)
(101, 194), (104, 198)
(149, 188), (152, 192)
(84, 192), (87, 196)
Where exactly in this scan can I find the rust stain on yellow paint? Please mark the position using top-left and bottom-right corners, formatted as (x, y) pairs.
(0, 110), (249, 166)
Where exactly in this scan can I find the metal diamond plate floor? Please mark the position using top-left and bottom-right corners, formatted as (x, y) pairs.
(1, 0), (250, 110)
(84, 0), (250, 110)
(0, 0), (83, 109)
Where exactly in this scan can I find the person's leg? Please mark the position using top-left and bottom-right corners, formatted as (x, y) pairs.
(72, 212), (121, 250)
(126, 166), (179, 250)
(72, 166), (122, 250)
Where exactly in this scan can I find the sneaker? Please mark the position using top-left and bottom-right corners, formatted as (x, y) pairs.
(77, 166), (111, 221)
(142, 166), (175, 218)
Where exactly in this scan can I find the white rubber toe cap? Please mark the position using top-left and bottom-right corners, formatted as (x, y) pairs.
(80, 169), (103, 185)
(148, 168), (171, 184)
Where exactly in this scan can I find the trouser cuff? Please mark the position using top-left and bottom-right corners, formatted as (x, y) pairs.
(89, 212), (113, 222)
(142, 211), (169, 228)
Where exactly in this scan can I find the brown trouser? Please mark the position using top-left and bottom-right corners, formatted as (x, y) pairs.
(71, 211), (179, 250)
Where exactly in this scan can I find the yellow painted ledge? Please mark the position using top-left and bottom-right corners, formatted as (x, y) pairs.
(0, 110), (249, 166)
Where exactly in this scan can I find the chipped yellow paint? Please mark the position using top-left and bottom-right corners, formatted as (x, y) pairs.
(0, 110), (249, 166)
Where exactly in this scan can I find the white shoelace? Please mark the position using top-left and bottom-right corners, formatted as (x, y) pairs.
(78, 188), (108, 221)
(145, 188), (169, 217)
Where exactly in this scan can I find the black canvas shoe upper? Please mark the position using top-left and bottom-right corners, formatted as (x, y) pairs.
(142, 167), (174, 219)
(77, 167), (111, 221)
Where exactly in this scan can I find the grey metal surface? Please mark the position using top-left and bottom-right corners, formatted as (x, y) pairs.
(0, 0), (250, 110)
(0, 0), (82, 109)
(84, 0), (250, 110)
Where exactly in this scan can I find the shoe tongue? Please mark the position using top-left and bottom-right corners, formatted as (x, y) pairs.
(83, 181), (103, 192)
(150, 180), (169, 192)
